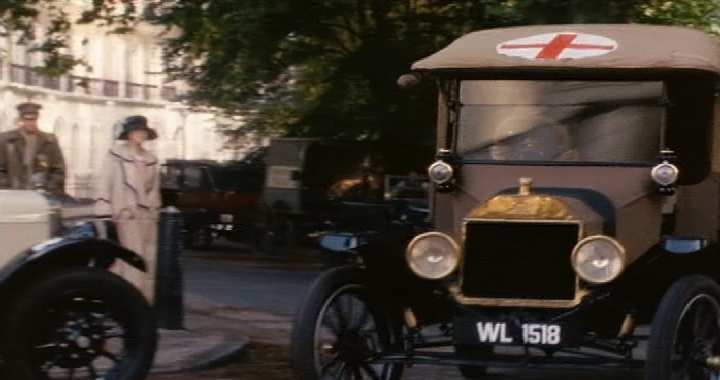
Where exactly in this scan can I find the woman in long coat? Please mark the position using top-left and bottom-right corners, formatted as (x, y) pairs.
(95, 115), (161, 303)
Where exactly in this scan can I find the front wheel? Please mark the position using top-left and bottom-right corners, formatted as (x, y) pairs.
(290, 267), (404, 380)
(646, 275), (720, 380)
(2, 268), (157, 380)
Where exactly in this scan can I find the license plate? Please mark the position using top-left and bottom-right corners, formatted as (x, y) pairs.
(454, 319), (578, 347)
(220, 214), (234, 223)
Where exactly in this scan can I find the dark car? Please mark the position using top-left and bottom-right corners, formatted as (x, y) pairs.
(290, 25), (720, 380)
(161, 157), (265, 248)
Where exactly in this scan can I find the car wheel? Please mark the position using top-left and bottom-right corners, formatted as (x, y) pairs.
(2, 268), (157, 380)
(291, 267), (404, 380)
(646, 275), (720, 380)
(456, 345), (491, 378)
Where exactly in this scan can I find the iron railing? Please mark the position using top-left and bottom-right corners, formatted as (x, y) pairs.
(6, 63), (182, 102)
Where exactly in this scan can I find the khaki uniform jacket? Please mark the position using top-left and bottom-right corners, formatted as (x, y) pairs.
(0, 129), (66, 194)
(94, 144), (161, 219)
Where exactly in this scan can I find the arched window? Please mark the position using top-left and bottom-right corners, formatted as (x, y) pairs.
(70, 123), (80, 172)
(125, 44), (144, 98)
(52, 117), (64, 135)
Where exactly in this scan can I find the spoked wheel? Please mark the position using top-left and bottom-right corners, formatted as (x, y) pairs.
(2, 268), (157, 380)
(647, 275), (720, 380)
(291, 267), (403, 380)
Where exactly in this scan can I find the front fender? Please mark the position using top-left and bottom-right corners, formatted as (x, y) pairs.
(606, 240), (720, 319)
(0, 224), (146, 298)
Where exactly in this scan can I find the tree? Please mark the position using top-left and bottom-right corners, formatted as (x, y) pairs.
(2, 0), (719, 156)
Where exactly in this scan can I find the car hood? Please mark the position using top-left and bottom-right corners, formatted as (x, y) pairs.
(433, 164), (662, 264)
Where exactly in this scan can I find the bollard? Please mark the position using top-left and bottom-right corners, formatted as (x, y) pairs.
(155, 206), (185, 330)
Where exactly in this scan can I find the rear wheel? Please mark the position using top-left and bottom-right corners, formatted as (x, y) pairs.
(646, 275), (720, 380)
(291, 267), (404, 380)
(2, 268), (157, 380)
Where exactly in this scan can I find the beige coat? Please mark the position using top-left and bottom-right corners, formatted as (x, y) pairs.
(0, 129), (66, 194)
(95, 143), (161, 303)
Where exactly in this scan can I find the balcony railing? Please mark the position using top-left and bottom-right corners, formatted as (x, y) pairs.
(144, 84), (157, 100)
(7, 64), (183, 102)
(10, 64), (30, 84)
(126, 82), (144, 99)
(103, 80), (119, 97)
(44, 76), (61, 90)
(129, 83), (158, 100)
(11, 64), (65, 90)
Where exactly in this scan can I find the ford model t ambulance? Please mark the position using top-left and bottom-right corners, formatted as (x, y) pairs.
(290, 25), (720, 379)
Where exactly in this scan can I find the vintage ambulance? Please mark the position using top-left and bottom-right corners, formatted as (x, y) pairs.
(291, 24), (720, 380)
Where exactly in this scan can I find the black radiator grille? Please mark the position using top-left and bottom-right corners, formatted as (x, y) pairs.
(461, 221), (579, 300)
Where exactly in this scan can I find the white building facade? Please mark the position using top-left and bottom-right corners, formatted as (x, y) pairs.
(0, 1), (236, 197)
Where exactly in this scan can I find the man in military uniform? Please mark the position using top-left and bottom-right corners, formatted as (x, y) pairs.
(0, 102), (66, 194)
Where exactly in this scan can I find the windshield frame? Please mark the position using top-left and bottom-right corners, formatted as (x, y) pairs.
(448, 78), (668, 167)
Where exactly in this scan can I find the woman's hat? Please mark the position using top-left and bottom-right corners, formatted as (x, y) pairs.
(118, 115), (158, 140)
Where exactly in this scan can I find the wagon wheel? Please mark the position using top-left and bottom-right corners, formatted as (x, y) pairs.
(647, 275), (720, 380)
(291, 267), (403, 380)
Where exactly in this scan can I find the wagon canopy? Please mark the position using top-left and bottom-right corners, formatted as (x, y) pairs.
(412, 24), (720, 77)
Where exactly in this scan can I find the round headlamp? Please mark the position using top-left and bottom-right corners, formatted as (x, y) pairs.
(651, 162), (679, 186)
(427, 161), (454, 185)
(571, 236), (626, 284)
(406, 232), (460, 280)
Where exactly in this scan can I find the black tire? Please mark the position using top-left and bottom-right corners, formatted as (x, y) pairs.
(2, 268), (157, 380)
(291, 266), (404, 380)
(646, 275), (720, 380)
(456, 346), (491, 379)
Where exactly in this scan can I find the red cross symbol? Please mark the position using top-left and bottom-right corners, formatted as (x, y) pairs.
(499, 33), (616, 60)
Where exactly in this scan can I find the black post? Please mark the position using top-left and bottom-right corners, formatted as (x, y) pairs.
(155, 206), (185, 330)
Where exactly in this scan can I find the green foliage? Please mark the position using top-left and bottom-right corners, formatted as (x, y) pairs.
(637, 0), (720, 34)
(150, 0), (720, 149)
(1, 0), (720, 155)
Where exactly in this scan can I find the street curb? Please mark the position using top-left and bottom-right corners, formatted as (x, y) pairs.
(150, 336), (249, 374)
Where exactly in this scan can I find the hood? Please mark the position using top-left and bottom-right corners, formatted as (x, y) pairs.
(434, 164), (662, 263)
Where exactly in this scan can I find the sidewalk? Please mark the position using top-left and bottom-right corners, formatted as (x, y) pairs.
(151, 295), (252, 374)
(148, 292), (296, 380)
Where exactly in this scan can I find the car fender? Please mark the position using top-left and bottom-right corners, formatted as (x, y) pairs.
(606, 239), (720, 317)
(0, 226), (145, 299)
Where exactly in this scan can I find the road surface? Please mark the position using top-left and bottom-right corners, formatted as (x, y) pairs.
(150, 244), (645, 380)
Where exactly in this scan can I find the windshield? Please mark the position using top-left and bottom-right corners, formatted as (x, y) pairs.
(457, 80), (665, 163)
